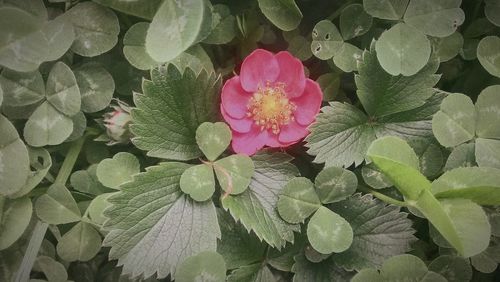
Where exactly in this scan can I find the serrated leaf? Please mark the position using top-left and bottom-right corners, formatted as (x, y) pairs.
(35, 184), (81, 225)
(375, 23), (431, 76)
(432, 93), (476, 147)
(96, 152), (140, 189)
(432, 167), (500, 205)
(175, 251), (226, 282)
(46, 62), (81, 116)
(431, 32), (464, 62)
(291, 253), (353, 282)
(330, 194), (416, 271)
(315, 167), (357, 204)
(74, 63), (115, 113)
(66, 2), (119, 57)
(123, 22), (160, 70)
(227, 263), (276, 282)
(56, 222), (102, 262)
(363, 0), (409, 20)
(332, 42), (362, 72)
(93, 0), (162, 20)
(0, 197), (32, 250)
(277, 177), (321, 224)
(131, 65), (221, 160)
(311, 20), (343, 60)
(428, 255), (472, 282)
(0, 69), (45, 106)
(403, 0), (465, 37)
(204, 4), (236, 44)
(23, 101), (73, 147)
(340, 4), (373, 40)
(475, 138), (500, 169)
(180, 164), (215, 202)
(0, 114), (30, 196)
(476, 85), (500, 139)
(145, 0), (212, 62)
(257, 0), (302, 31)
(214, 155), (254, 195)
(103, 162), (221, 279)
(196, 122), (232, 161)
(307, 206), (353, 254)
(221, 150), (299, 249)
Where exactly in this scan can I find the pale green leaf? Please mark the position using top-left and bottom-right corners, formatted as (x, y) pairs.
(432, 93), (476, 147)
(56, 222), (102, 262)
(332, 42), (362, 72)
(444, 143), (476, 171)
(123, 22), (160, 70)
(471, 241), (500, 273)
(277, 177), (321, 224)
(87, 192), (114, 226)
(74, 63), (115, 113)
(0, 197), (32, 250)
(46, 62), (81, 116)
(66, 2), (119, 57)
(42, 14), (75, 62)
(477, 36), (500, 78)
(66, 111), (87, 142)
(103, 162), (220, 279)
(314, 167), (357, 204)
(11, 147), (52, 198)
(0, 114), (30, 196)
(175, 251), (226, 282)
(403, 0), (465, 37)
(96, 152), (140, 189)
(196, 122), (232, 161)
(307, 206), (353, 254)
(330, 194), (416, 271)
(431, 32), (464, 62)
(214, 155), (254, 195)
(227, 264), (276, 282)
(476, 85), (500, 139)
(361, 164), (393, 189)
(70, 164), (109, 195)
(0, 82), (2, 106)
(34, 256), (68, 282)
(145, 0), (212, 62)
(257, 0), (302, 31)
(180, 164), (215, 202)
(24, 102), (73, 147)
(475, 138), (500, 169)
(363, 0), (409, 20)
(204, 4), (236, 44)
(428, 255), (472, 282)
(35, 184), (81, 224)
(0, 69), (45, 106)
(131, 65), (221, 160)
(3, 0), (47, 20)
(221, 150), (299, 249)
(311, 20), (343, 60)
(375, 23), (431, 76)
(485, 0), (500, 27)
(340, 4), (373, 40)
(93, 0), (162, 20)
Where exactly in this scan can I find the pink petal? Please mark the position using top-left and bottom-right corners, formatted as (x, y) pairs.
(278, 120), (309, 144)
(221, 76), (252, 119)
(220, 104), (253, 133)
(240, 49), (280, 93)
(265, 133), (282, 147)
(275, 51), (306, 98)
(291, 79), (323, 126)
(231, 127), (268, 156)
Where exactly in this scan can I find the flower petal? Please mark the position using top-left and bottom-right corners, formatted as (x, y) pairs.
(278, 120), (309, 144)
(221, 76), (252, 119)
(231, 127), (268, 156)
(240, 49), (280, 92)
(275, 51), (306, 98)
(221, 104), (253, 133)
(292, 79), (323, 126)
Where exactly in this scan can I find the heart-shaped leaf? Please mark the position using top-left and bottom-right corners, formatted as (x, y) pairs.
(196, 122), (232, 161)
(477, 36), (500, 78)
(96, 152), (140, 189)
(35, 184), (81, 225)
(363, 0), (409, 20)
(311, 20), (343, 60)
(307, 206), (353, 254)
(45, 62), (81, 116)
(0, 197), (32, 250)
(214, 155), (254, 195)
(403, 0), (465, 37)
(314, 167), (358, 204)
(180, 164), (215, 202)
(56, 222), (102, 262)
(277, 177), (321, 224)
(175, 251), (227, 282)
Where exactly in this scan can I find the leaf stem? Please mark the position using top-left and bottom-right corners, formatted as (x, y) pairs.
(54, 137), (86, 185)
(359, 186), (409, 207)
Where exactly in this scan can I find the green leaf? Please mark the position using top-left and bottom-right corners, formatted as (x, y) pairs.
(227, 263), (276, 282)
(214, 155), (254, 195)
(204, 4), (237, 44)
(277, 177), (321, 224)
(0, 69), (45, 106)
(70, 164), (109, 195)
(470, 241), (500, 273)
(315, 167), (357, 204)
(311, 20), (343, 60)
(35, 184), (81, 225)
(123, 22), (160, 70)
(307, 206), (353, 254)
(431, 32), (464, 62)
(432, 93), (476, 147)
(93, 0), (162, 20)
(180, 164), (215, 202)
(475, 138), (500, 169)
(416, 142), (444, 178)
(485, 0), (500, 27)
(87, 192), (114, 226)
(351, 254), (446, 282)
(330, 194), (416, 271)
(66, 2), (119, 57)
(196, 122), (232, 161)
(175, 251), (226, 282)
(0, 114), (30, 196)
(361, 164), (393, 189)
(403, 0), (465, 37)
(428, 255), (472, 282)
(66, 111), (87, 142)
(476, 85), (500, 139)
(34, 256), (68, 282)
(42, 14), (75, 62)
(316, 72), (340, 101)
(375, 23), (431, 76)
(96, 152), (140, 189)
(131, 65), (221, 160)
(291, 253), (353, 282)
(0, 197), (32, 250)
(340, 4), (373, 40)
(56, 222), (102, 262)
(23, 101), (73, 147)
(332, 42), (362, 73)
(103, 162), (221, 279)
(432, 167), (500, 205)
(145, 0), (212, 62)
(286, 33), (313, 61)
(363, 0), (409, 20)
(74, 63), (115, 113)
(444, 143), (476, 171)
(221, 150), (299, 249)
(257, 0), (302, 31)
(11, 147), (53, 198)
(46, 62), (81, 116)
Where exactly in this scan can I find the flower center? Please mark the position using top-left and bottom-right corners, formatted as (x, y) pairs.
(247, 83), (296, 134)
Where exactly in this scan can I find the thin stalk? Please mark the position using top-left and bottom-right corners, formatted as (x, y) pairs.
(359, 186), (409, 207)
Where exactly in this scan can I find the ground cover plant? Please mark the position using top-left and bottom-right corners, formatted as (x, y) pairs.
(1, 0), (500, 281)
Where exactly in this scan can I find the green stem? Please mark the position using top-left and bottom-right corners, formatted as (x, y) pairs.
(327, 0), (358, 21)
(54, 137), (86, 185)
(359, 187), (409, 207)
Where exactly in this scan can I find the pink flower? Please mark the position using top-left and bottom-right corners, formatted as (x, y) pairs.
(221, 49), (323, 155)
